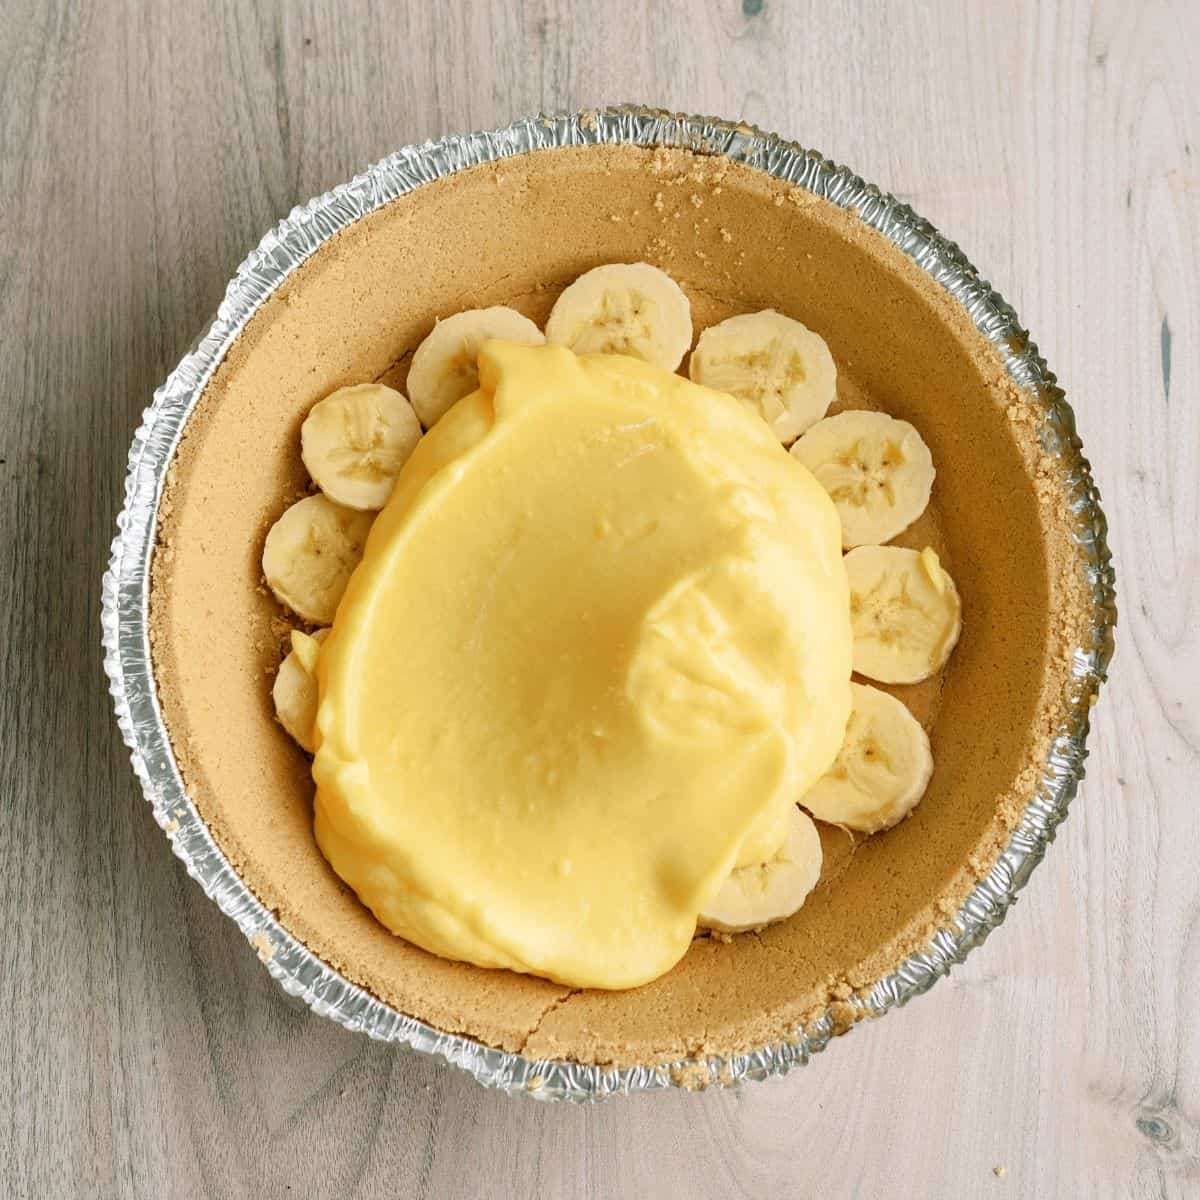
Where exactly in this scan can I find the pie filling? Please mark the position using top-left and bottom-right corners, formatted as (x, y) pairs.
(312, 342), (851, 989)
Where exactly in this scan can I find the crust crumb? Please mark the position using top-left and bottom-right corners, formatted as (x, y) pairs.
(669, 1062), (713, 1091)
(249, 931), (276, 962)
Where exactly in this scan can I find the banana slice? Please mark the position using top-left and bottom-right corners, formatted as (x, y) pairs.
(407, 307), (545, 429)
(300, 383), (422, 511)
(790, 410), (935, 547)
(545, 262), (692, 371)
(688, 310), (836, 444)
(844, 545), (962, 684)
(800, 683), (933, 833)
(262, 494), (374, 624)
(273, 629), (329, 753)
(698, 806), (823, 934)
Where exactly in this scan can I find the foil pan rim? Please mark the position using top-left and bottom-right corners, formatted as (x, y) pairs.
(100, 104), (1116, 1102)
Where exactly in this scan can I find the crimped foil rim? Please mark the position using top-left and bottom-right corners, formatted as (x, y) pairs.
(100, 104), (1116, 1102)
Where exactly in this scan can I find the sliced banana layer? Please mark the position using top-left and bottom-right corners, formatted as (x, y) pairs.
(800, 683), (933, 833)
(407, 307), (545, 429)
(790, 410), (935, 547)
(845, 545), (962, 684)
(698, 806), (823, 934)
(273, 629), (329, 753)
(545, 262), (692, 371)
(262, 494), (374, 624)
(300, 383), (422, 511)
(688, 309), (836, 444)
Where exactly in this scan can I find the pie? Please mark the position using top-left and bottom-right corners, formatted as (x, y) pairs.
(150, 143), (1090, 1065)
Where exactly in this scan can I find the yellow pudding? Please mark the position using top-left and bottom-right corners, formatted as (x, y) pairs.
(311, 341), (851, 989)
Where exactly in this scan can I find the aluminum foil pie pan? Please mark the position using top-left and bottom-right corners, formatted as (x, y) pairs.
(101, 105), (1116, 1101)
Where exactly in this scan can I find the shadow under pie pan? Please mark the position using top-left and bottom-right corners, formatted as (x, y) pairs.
(102, 106), (1116, 1101)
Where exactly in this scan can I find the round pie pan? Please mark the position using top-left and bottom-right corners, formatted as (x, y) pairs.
(101, 105), (1116, 1101)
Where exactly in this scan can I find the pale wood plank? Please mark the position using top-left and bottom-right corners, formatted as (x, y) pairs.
(0, 1), (1196, 1196)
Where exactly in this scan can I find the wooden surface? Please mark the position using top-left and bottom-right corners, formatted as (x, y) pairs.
(1, 0), (1196, 1196)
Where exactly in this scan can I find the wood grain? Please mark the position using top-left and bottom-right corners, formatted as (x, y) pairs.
(0, 0), (1196, 1196)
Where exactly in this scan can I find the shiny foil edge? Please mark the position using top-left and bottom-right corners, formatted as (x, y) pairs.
(100, 104), (1117, 1102)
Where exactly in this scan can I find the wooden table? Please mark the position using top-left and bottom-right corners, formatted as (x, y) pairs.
(2, 1), (1196, 1195)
